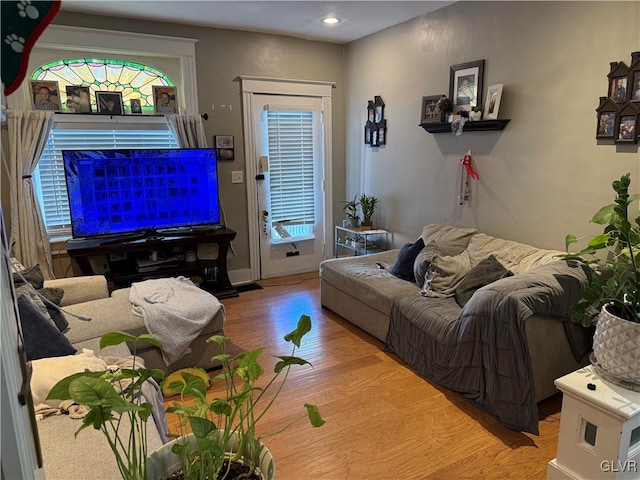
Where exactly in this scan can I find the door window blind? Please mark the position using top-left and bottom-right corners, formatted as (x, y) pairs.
(266, 110), (315, 227)
(34, 125), (178, 237)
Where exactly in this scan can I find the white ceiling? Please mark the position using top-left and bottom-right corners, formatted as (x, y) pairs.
(59, 1), (454, 44)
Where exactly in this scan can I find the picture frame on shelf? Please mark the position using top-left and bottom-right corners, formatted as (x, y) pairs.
(596, 111), (616, 138)
(153, 85), (178, 114)
(215, 135), (235, 160)
(96, 91), (123, 115)
(483, 84), (503, 120)
(449, 59), (484, 113)
(130, 99), (142, 114)
(420, 95), (444, 124)
(615, 114), (638, 144)
(65, 85), (91, 113)
(30, 80), (61, 111)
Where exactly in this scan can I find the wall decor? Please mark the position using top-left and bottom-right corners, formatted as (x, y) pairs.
(96, 91), (123, 115)
(615, 103), (639, 144)
(30, 80), (60, 111)
(130, 99), (142, 114)
(65, 85), (91, 113)
(215, 135), (235, 160)
(421, 95), (445, 124)
(483, 84), (503, 120)
(364, 95), (386, 147)
(153, 85), (178, 114)
(596, 51), (640, 144)
(449, 59), (484, 113)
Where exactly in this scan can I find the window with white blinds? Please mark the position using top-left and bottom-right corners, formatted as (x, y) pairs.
(34, 123), (178, 237)
(266, 110), (315, 232)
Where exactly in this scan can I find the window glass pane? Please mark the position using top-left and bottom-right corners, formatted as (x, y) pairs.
(267, 110), (315, 230)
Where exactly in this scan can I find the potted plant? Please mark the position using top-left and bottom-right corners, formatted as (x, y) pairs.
(358, 194), (379, 231)
(469, 106), (483, 121)
(47, 332), (165, 480)
(564, 173), (640, 385)
(150, 314), (325, 479)
(341, 194), (360, 228)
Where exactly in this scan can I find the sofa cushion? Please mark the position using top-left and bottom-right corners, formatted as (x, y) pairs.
(18, 293), (77, 361)
(467, 233), (565, 274)
(422, 250), (472, 298)
(13, 264), (68, 331)
(454, 255), (513, 308)
(419, 225), (477, 256)
(390, 237), (424, 281)
(413, 241), (442, 287)
(320, 250), (420, 316)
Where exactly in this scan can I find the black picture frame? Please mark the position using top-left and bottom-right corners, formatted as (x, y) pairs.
(420, 95), (444, 124)
(610, 76), (629, 103)
(615, 114), (638, 144)
(449, 59), (484, 113)
(377, 120), (387, 146)
(96, 91), (124, 115)
(373, 96), (385, 123)
(364, 121), (373, 145)
(596, 111), (617, 138)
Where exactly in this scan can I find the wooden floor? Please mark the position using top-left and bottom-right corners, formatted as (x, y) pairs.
(165, 272), (563, 480)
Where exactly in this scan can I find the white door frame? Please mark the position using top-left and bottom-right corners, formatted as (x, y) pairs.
(240, 76), (335, 281)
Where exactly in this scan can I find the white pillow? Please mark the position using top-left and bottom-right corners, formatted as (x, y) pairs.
(422, 250), (472, 298)
(30, 349), (108, 408)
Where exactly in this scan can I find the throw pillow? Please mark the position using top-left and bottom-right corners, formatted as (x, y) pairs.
(422, 250), (472, 298)
(413, 240), (442, 287)
(40, 287), (68, 332)
(454, 255), (513, 308)
(389, 237), (425, 282)
(17, 293), (76, 361)
(12, 264), (44, 289)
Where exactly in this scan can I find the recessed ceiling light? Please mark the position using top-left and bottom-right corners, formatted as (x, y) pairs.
(323, 17), (339, 25)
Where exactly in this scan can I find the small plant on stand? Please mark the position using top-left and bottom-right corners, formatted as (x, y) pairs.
(359, 194), (379, 230)
(341, 194), (360, 228)
(470, 106), (483, 121)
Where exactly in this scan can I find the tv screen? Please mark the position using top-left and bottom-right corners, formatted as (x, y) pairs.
(63, 148), (220, 238)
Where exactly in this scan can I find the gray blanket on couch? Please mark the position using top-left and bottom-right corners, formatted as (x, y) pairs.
(385, 259), (590, 434)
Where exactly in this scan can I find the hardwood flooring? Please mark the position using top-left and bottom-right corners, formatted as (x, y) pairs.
(165, 272), (562, 479)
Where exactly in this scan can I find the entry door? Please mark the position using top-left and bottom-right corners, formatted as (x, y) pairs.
(252, 94), (325, 279)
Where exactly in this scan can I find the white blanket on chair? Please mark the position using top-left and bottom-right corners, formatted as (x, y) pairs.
(129, 277), (222, 365)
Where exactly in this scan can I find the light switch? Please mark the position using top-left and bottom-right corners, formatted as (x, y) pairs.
(231, 171), (244, 184)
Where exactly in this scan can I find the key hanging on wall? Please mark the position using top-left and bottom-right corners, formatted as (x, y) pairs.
(458, 150), (479, 205)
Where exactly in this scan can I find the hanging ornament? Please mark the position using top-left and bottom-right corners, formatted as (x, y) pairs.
(459, 151), (479, 205)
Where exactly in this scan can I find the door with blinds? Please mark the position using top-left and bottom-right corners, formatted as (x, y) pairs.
(252, 95), (325, 279)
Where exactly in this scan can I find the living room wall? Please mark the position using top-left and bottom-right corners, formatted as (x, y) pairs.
(345, 1), (639, 250)
(16, 11), (346, 276)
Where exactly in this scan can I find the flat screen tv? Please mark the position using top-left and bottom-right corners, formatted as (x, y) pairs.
(63, 148), (220, 239)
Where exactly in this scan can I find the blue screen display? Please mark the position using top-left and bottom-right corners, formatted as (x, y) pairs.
(63, 148), (220, 238)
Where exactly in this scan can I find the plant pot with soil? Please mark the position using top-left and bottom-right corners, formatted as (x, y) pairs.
(565, 173), (640, 387)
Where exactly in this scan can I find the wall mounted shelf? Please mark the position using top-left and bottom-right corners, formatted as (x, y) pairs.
(419, 119), (511, 134)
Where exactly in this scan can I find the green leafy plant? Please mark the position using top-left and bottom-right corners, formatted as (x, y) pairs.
(341, 194), (360, 222)
(564, 173), (640, 326)
(47, 332), (165, 480)
(358, 194), (379, 226)
(164, 315), (325, 479)
(471, 105), (483, 113)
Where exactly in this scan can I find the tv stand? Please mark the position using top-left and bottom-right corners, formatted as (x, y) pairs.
(66, 227), (238, 298)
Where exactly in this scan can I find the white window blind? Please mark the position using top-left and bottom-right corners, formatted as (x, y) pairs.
(34, 124), (178, 237)
(267, 110), (315, 227)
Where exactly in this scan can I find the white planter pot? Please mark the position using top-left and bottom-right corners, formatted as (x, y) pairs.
(592, 304), (640, 385)
(147, 432), (274, 480)
(469, 111), (482, 121)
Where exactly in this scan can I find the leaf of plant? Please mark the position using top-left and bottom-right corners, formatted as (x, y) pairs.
(132, 333), (163, 349)
(591, 204), (615, 225)
(68, 377), (128, 409)
(99, 331), (137, 348)
(565, 234), (577, 250)
(304, 403), (326, 427)
(47, 371), (105, 401)
(587, 234), (611, 250)
(284, 314), (312, 347)
(274, 355), (311, 374)
(138, 402), (153, 422)
(189, 416), (217, 439)
(209, 398), (232, 416)
(206, 334), (229, 346)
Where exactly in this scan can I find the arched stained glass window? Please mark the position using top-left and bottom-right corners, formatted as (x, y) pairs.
(31, 59), (174, 113)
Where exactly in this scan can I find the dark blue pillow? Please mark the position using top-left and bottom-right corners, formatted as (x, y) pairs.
(17, 293), (76, 361)
(390, 237), (425, 282)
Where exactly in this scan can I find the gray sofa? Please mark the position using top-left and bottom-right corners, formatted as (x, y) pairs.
(320, 224), (591, 434)
(31, 274), (225, 479)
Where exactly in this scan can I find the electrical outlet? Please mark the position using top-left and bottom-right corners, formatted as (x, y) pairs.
(231, 171), (244, 184)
